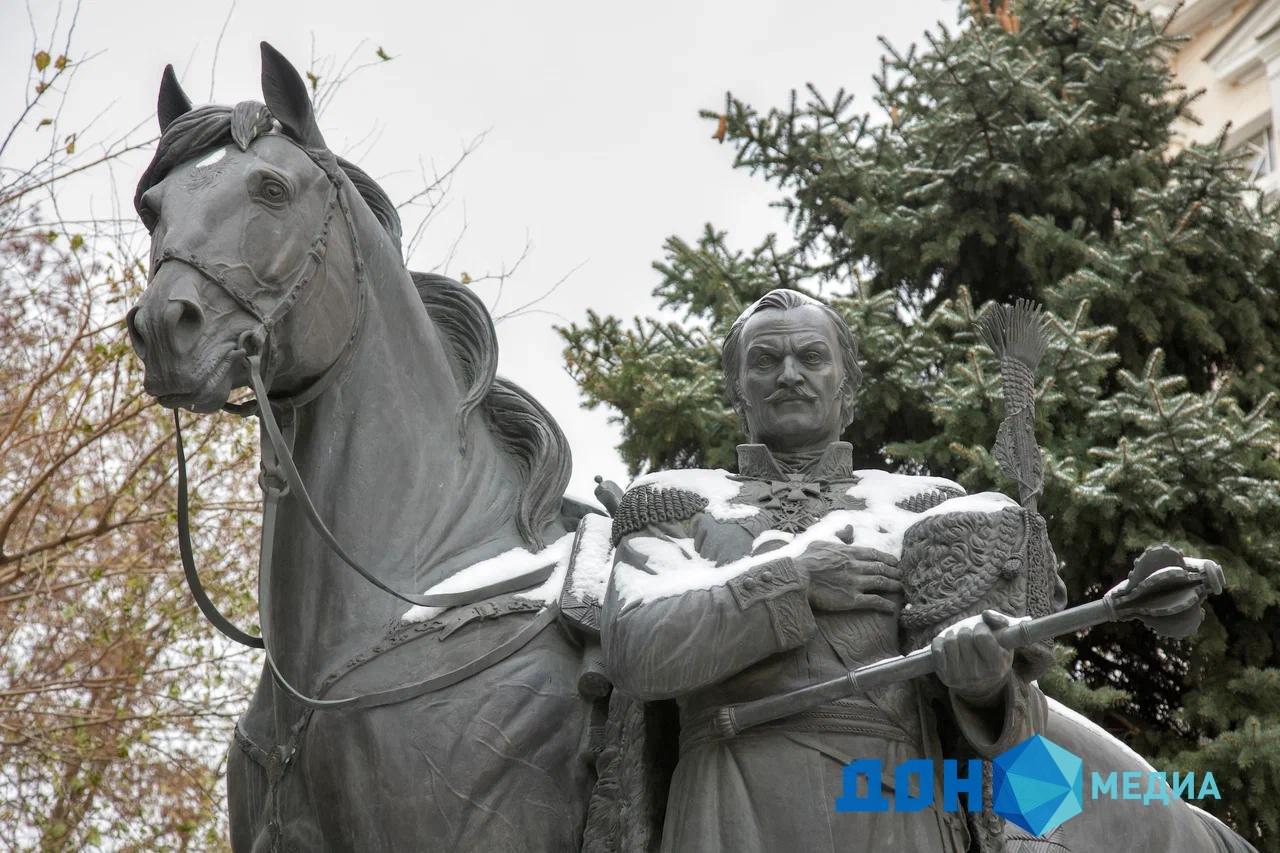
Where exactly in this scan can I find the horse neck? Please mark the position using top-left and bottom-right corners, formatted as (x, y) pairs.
(266, 199), (530, 684)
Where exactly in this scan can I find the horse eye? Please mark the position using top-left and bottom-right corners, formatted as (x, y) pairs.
(256, 176), (289, 206)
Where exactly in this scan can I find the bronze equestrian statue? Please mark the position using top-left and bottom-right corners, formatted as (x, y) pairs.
(128, 44), (598, 851)
(127, 44), (1254, 852)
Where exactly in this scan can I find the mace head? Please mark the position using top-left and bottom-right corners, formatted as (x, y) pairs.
(1106, 544), (1225, 639)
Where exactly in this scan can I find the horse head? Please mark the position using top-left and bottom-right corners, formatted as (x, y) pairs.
(128, 44), (363, 412)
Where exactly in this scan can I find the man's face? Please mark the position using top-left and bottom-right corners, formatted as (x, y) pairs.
(737, 304), (847, 452)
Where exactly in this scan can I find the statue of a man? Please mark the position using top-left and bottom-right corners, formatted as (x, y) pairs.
(599, 289), (1065, 852)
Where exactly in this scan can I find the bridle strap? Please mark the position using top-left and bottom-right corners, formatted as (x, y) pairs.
(152, 173), (339, 389)
(175, 410), (264, 649)
(241, 155), (364, 410)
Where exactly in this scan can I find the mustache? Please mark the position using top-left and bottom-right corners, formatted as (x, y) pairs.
(765, 386), (817, 403)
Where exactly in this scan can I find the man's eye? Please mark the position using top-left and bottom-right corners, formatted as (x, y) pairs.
(754, 355), (776, 368)
(803, 351), (824, 364)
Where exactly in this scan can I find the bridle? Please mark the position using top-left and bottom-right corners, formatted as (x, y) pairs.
(156, 135), (559, 709)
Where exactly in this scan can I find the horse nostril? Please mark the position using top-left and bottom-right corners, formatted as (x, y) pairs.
(125, 306), (147, 359)
(162, 296), (205, 354)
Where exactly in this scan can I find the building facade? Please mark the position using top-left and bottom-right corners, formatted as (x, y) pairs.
(1140, 0), (1280, 192)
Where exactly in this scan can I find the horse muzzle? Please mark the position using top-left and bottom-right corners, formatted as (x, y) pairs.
(127, 265), (250, 412)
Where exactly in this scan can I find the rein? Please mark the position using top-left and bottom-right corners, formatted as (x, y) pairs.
(166, 137), (557, 709)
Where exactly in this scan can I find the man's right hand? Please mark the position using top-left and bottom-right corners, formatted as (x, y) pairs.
(791, 527), (903, 614)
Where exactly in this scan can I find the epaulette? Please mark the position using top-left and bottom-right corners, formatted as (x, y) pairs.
(611, 483), (708, 546)
(895, 484), (966, 513)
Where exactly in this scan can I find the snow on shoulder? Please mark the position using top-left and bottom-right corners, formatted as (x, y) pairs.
(614, 469), (1018, 604)
(629, 468), (757, 520)
(842, 469), (1015, 555)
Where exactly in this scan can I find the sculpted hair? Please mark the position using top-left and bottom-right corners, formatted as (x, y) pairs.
(721, 289), (863, 430)
(413, 273), (571, 549)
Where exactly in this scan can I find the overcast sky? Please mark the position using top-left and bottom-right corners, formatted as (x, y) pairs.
(3, 0), (951, 499)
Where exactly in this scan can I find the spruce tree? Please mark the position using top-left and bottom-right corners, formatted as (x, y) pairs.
(560, 0), (1280, 844)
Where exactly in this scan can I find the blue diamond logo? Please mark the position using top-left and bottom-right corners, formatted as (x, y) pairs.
(992, 734), (1084, 836)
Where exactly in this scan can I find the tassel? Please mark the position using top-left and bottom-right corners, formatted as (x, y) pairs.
(977, 298), (1048, 371)
(977, 299), (1048, 511)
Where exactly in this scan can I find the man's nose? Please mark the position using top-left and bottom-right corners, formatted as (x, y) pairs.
(778, 356), (804, 388)
(127, 272), (206, 360)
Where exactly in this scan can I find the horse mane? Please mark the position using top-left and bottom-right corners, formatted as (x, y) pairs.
(136, 104), (570, 548)
(412, 272), (571, 550)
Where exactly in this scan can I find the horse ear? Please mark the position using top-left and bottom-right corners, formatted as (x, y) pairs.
(157, 64), (193, 132)
(259, 41), (326, 149)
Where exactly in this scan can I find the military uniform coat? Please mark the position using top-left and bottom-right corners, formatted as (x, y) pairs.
(601, 442), (1053, 853)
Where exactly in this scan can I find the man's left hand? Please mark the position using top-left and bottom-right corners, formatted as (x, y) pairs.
(931, 610), (1015, 704)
